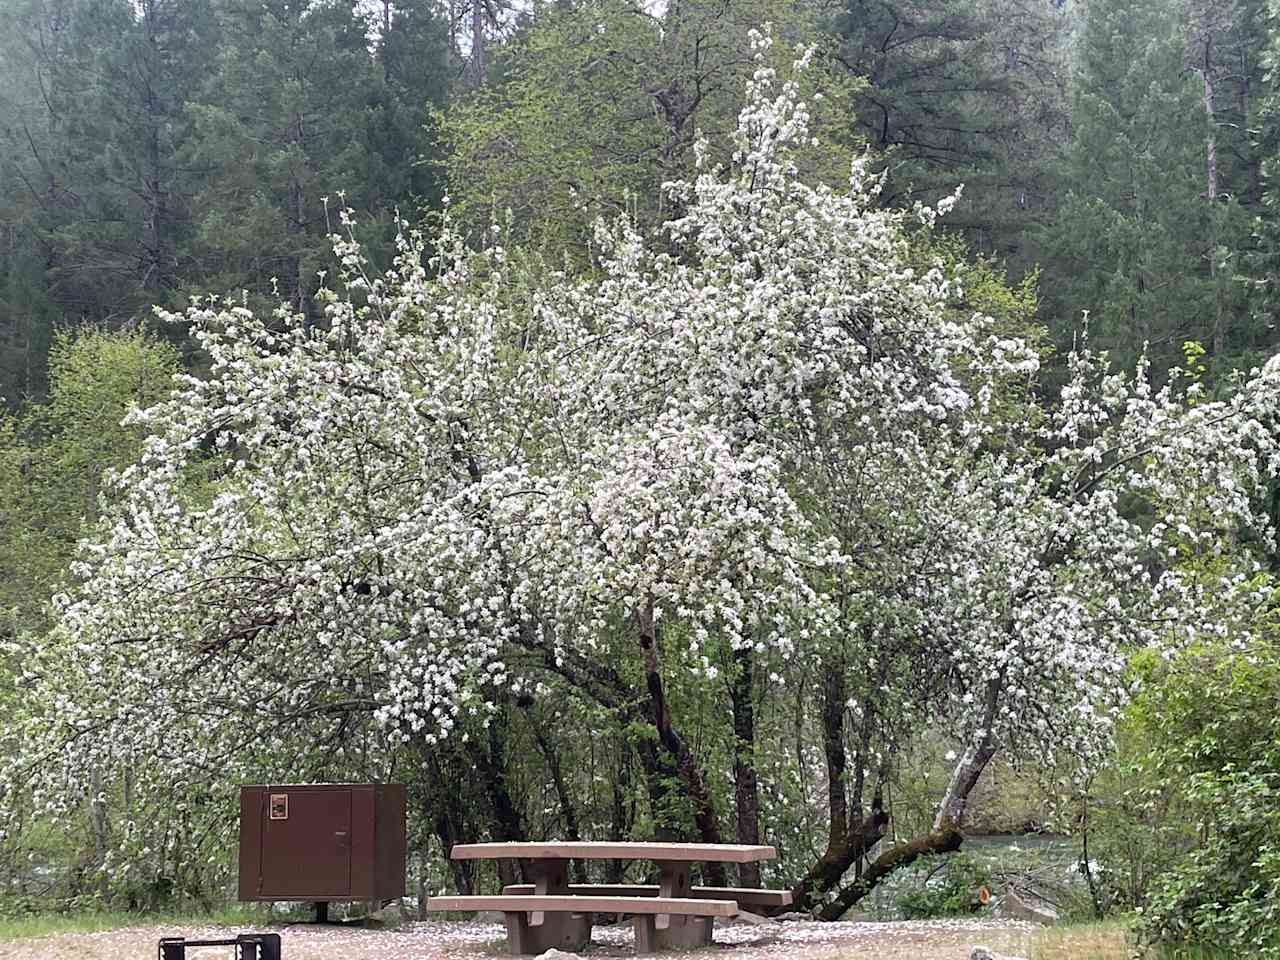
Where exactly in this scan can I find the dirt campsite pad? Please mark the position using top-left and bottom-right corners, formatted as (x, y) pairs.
(0, 917), (1042, 960)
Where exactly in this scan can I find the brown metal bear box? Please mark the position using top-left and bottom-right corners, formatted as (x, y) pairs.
(238, 783), (405, 906)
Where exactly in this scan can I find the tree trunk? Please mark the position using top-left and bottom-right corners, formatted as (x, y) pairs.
(1239, 39), (1261, 204)
(933, 676), (1002, 833)
(816, 825), (964, 920)
(607, 742), (635, 883)
(1200, 46), (1218, 204)
(635, 596), (727, 886)
(289, 171), (306, 322)
(1197, 38), (1226, 361)
(381, 0), (393, 82)
(417, 847), (427, 920)
(809, 675), (1004, 919)
(730, 645), (761, 888)
(530, 713), (588, 882)
(475, 710), (526, 887)
(89, 767), (109, 902)
(139, 0), (164, 294)
(468, 0), (485, 87)
(788, 669), (847, 911)
(423, 747), (476, 894)
(513, 626), (729, 880)
(788, 669), (889, 914)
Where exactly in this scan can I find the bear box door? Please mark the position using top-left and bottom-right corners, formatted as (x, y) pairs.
(259, 787), (352, 898)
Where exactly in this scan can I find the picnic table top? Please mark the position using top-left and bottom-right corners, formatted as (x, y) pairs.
(449, 841), (777, 863)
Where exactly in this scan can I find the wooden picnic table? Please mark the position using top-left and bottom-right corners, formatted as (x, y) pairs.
(426, 841), (789, 955)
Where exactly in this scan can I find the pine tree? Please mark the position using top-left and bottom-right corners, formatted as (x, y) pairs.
(184, 0), (449, 316)
(368, 0), (451, 210)
(0, 0), (215, 403)
(831, 0), (1073, 271)
(1040, 0), (1268, 378)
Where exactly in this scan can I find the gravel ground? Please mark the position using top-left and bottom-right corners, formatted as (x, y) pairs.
(0, 918), (1041, 960)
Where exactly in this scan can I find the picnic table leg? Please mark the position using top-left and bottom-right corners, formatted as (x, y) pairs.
(633, 914), (658, 955)
(499, 858), (590, 956)
(503, 910), (535, 956)
(652, 860), (715, 950)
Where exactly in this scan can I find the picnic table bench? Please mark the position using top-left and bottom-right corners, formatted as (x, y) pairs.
(425, 841), (791, 955)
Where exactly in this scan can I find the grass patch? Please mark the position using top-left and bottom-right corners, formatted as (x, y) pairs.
(0, 903), (268, 942)
(1026, 921), (1242, 960)
(1028, 920), (1130, 959)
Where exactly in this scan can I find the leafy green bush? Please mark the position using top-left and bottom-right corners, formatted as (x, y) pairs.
(1139, 765), (1280, 956)
(0, 895), (42, 921)
(1077, 724), (1199, 913)
(1123, 623), (1280, 957)
(895, 852), (991, 919)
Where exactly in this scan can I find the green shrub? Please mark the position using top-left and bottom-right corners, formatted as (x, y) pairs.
(1122, 626), (1280, 957)
(1138, 765), (1280, 957)
(895, 852), (991, 919)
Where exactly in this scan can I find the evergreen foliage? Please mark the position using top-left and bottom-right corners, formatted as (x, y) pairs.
(0, 0), (451, 406)
(1039, 0), (1270, 379)
(831, 0), (1072, 268)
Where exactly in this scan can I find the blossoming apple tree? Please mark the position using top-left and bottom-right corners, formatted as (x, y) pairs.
(4, 34), (1280, 911)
